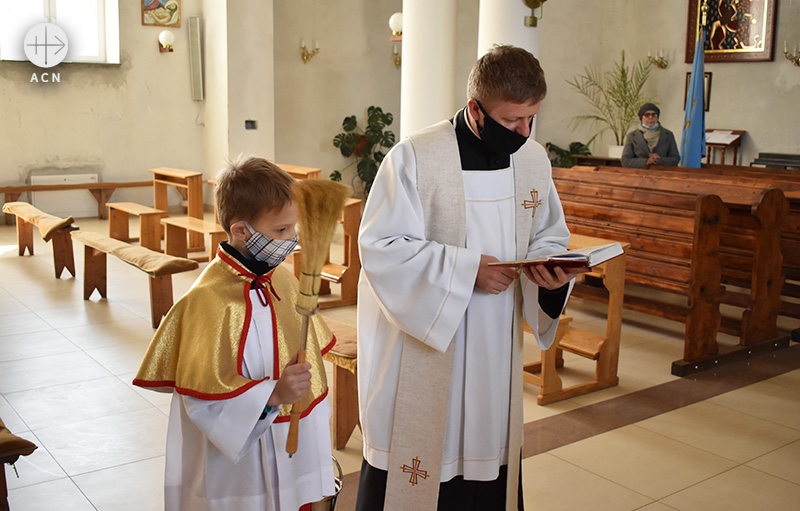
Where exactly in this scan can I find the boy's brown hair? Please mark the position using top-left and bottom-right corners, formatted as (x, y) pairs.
(215, 156), (295, 235)
(467, 44), (547, 107)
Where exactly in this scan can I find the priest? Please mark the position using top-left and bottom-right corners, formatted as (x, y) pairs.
(355, 45), (582, 511)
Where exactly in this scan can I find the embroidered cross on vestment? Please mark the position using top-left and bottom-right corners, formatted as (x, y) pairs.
(401, 456), (429, 486)
(522, 189), (542, 218)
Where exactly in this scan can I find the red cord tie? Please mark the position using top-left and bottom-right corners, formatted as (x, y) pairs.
(250, 273), (281, 307)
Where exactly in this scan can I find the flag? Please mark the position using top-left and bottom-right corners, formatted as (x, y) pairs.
(680, 27), (706, 168)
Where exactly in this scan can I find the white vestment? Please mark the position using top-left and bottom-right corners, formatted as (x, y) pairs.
(164, 287), (335, 511)
(357, 131), (571, 483)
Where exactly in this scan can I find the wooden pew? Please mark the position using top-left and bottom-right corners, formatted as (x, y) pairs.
(552, 167), (790, 374)
(70, 231), (199, 328)
(2, 202), (79, 279)
(1, 181), (152, 224)
(610, 164), (800, 334)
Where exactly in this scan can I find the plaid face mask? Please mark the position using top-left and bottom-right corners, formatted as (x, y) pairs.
(243, 221), (298, 267)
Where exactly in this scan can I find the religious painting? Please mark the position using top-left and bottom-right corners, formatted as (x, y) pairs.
(684, 72), (712, 111)
(142, 0), (181, 28)
(685, 0), (777, 63)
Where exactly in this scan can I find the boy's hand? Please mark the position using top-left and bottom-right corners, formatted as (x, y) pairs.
(476, 254), (519, 295)
(267, 353), (312, 407)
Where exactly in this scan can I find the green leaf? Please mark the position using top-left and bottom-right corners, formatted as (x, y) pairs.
(329, 170), (342, 181)
(342, 115), (358, 132)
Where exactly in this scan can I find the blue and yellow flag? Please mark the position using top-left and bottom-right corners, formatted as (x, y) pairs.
(680, 28), (706, 168)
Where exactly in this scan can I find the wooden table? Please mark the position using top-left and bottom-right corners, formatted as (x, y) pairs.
(149, 168), (204, 251)
(705, 129), (745, 165)
(278, 163), (322, 181)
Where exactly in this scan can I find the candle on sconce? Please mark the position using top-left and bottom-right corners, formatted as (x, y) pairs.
(315, 40), (319, 50)
(786, 40), (789, 53)
(393, 44), (398, 55)
(301, 38), (305, 48)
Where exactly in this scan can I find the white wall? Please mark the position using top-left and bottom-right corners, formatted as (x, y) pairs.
(0, 0), (206, 209)
(536, 0), (800, 164)
(272, 0), (402, 191)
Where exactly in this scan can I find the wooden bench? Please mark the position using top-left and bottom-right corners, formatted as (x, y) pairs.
(161, 216), (227, 262)
(321, 318), (359, 450)
(1, 416), (37, 511)
(2, 202), (79, 279)
(552, 166), (790, 375)
(1, 181), (152, 225)
(523, 234), (629, 404)
(107, 202), (167, 252)
(149, 168), (205, 252)
(292, 198), (362, 309)
(70, 231), (198, 328)
(751, 152), (800, 170)
(609, 164), (800, 336)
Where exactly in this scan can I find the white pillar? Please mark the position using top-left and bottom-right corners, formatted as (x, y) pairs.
(477, 0), (541, 139)
(400, 0), (458, 139)
(477, 0), (540, 58)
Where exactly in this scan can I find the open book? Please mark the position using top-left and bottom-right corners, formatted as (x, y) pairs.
(488, 243), (623, 269)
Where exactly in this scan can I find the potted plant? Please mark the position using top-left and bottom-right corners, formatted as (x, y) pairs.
(546, 141), (591, 168)
(567, 52), (653, 158)
(330, 106), (396, 197)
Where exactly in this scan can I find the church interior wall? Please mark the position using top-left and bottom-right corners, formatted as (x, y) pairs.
(0, 0), (798, 213)
(0, 0), (207, 207)
(536, 0), (800, 165)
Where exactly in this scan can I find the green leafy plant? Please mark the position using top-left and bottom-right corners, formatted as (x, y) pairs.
(567, 52), (653, 146)
(330, 106), (395, 197)
(546, 141), (591, 168)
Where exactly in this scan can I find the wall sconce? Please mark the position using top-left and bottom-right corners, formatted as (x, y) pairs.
(158, 30), (175, 53)
(392, 44), (402, 69)
(389, 12), (402, 69)
(647, 49), (668, 69)
(784, 41), (800, 67)
(300, 39), (320, 64)
(522, 0), (547, 27)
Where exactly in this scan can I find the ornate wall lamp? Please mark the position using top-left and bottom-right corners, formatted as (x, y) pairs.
(389, 12), (402, 69)
(647, 49), (668, 69)
(300, 39), (320, 64)
(158, 30), (174, 53)
(522, 0), (547, 27)
(784, 41), (800, 67)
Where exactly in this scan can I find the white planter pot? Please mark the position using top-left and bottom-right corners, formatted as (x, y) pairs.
(607, 145), (624, 159)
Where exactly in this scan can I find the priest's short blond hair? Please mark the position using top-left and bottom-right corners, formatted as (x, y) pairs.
(467, 44), (547, 107)
(215, 156), (295, 235)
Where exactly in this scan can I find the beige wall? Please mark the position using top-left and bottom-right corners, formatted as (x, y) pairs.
(536, 0), (800, 164)
(1, 0), (797, 218)
(0, 0), (206, 208)
(272, 0), (402, 192)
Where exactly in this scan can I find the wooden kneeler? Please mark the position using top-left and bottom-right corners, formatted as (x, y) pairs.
(2, 202), (79, 278)
(321, 318), (360, 450)
(72, 231), (198, 328)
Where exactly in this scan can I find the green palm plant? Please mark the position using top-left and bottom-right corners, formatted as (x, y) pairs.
(567, 52), (653, 146)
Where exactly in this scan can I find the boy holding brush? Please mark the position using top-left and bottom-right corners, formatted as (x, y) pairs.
(134, 157), (336, 511)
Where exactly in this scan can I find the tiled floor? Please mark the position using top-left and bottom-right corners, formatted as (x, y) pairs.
(1, 216), (799, 511)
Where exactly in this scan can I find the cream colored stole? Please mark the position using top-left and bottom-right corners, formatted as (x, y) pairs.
(384, 119), (549, 510)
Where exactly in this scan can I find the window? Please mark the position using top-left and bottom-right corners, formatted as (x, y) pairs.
(0, 0), (119, 64)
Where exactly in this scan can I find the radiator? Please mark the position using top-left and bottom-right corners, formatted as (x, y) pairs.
(30, 173), (99, 218)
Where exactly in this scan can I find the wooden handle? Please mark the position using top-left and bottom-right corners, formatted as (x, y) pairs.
(285, 348), (307, 456)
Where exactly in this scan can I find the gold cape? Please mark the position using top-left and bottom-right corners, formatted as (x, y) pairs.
(133, 245), (335, 421)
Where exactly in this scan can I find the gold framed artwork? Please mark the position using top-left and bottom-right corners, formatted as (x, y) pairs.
(684, 72), (712, 111)
(685, 0), (777, 63)
(142, 0), (181, 28)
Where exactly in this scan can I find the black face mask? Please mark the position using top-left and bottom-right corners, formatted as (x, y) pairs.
(475, 100), (531, 155)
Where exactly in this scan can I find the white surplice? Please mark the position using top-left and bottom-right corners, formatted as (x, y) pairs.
(357, 138), (571, 483)
(164, 287), (335, 511)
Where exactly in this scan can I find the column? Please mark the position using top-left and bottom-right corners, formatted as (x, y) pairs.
(400, 0), (458, 139)
(477, 0), (541, 139)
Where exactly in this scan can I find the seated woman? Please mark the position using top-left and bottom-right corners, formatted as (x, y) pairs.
(621, 103), (680, 168)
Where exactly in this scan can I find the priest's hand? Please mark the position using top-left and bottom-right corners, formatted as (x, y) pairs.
(522, 263), (584, 290)
(475, 254), (519, 295)
(267, 353), (312, 406)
